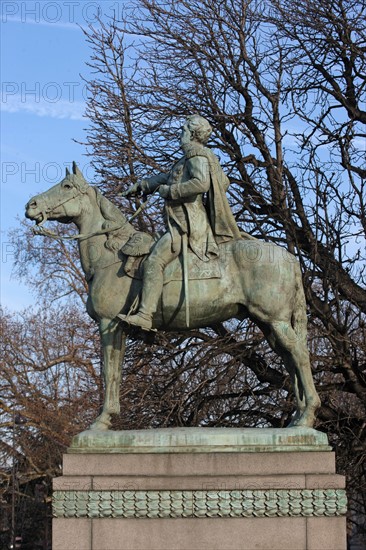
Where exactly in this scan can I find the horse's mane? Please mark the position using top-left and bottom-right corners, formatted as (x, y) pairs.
(94, 188), (135, 251)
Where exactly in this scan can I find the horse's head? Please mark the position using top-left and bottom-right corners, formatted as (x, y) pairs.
(25, 162), (89, 226)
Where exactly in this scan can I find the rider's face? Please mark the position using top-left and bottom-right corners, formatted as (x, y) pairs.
(180, 123), (192, 146)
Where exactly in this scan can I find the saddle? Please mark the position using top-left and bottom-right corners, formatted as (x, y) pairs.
(121, 232), (221, 283)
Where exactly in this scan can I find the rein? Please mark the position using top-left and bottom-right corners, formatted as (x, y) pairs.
(31, 189), (151, 242)
(32, 224), (124, 241)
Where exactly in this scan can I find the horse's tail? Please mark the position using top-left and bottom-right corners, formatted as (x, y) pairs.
(291, 264), (308, 346)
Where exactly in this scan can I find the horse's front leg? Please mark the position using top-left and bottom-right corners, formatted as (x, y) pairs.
(89, 318), (126, 431)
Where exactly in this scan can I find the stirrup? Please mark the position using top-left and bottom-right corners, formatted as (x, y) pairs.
(117, 312), (156, 332)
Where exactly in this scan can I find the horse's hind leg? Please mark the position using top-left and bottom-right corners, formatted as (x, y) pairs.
(263, 321), (320, 428)
(260, 322), (305, 425)
(287, 372), (306, 427)
(89, 318), (126, 431)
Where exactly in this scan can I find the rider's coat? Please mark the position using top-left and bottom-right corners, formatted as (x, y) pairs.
(140, 143), (241, 261)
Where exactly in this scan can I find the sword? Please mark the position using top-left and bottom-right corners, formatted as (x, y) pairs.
(182, 233), (190, 328)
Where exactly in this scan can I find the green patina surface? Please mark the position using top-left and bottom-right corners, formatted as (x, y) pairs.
(26, 122), (321, 435)
(69, 427), (331, 454)
(53, 488), (347, 519)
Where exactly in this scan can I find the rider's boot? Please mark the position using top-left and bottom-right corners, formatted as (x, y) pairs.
(117, 262), (163, 331)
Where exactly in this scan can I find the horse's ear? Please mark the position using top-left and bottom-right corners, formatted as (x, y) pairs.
(72, 161), (83, 178)
(65, 167), (71, 176)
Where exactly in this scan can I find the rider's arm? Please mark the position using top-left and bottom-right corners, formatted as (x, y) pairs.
(140, 172), (169, 194)
(169, 156), (210, 200)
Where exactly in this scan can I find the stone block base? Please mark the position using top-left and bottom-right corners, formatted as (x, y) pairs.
(52, 428), (347, 550)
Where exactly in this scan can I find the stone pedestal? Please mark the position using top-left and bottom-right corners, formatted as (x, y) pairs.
(53, 428), (347, 550)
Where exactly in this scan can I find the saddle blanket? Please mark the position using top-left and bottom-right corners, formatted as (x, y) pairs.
(123, 253), (221, 283)
(163, 253), (221, 284)
(121, 232), (222, 282)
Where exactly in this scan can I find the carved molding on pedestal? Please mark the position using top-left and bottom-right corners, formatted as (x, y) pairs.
(53, 488), (347, 519)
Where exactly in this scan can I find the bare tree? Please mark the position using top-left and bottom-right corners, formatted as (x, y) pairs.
(0, 305), (101, 548)
(3, 0), (365, 544)
(79, 0), (365, 542)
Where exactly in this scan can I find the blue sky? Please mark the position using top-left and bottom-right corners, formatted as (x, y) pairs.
(2, 3), (364, 311)
(1, 1), (122, 309)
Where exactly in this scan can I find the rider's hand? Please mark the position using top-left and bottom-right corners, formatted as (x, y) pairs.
(123, 181), (142, 197)
(159, 185), (171, 199)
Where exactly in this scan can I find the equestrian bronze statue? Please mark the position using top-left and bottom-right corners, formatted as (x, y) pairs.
(25, 117), (320, 432)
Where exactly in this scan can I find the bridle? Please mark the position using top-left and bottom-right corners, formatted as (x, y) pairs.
(47, 182), (87, 213)
(32, 180), (124, 241)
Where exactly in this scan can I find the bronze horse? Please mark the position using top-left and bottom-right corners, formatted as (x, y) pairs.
(25, 163), (320, 430)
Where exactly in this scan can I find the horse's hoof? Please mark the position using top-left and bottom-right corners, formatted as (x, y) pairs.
(89, 422), (109, 431)
(89, 414), (111, 431)
(290, 414), (315, 429)
(287, 416), (300, 428)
